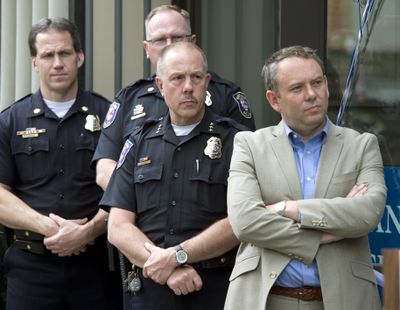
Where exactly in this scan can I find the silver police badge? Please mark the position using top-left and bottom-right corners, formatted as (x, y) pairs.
(85, 115), (101, 132)
(131, 104), (146, 120)
(204, 137), (222, 159)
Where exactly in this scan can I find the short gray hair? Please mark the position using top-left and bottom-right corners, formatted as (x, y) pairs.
(157, 42), (208, 77)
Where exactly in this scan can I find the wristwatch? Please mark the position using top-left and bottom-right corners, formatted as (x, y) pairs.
(276, 201), (287, 216)
(175, 244), (188, 265)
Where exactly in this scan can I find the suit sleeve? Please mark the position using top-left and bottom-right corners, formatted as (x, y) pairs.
(227, 132), (321, 265)
(298, 133), (387, 238)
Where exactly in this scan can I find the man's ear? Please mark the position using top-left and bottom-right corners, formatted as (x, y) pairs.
(77, 51), (85, 68)
(266, 90), (281, 113)
(32, 57), (38, 72)
(143, 41), (150, 59)
(155, 76), (164, 96)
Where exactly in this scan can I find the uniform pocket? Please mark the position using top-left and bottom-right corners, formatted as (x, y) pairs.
(76, 134), (97, 178)
(189, 160), (228, 214)
(12, 139), (49, 181)
(134, 164), (163, 212)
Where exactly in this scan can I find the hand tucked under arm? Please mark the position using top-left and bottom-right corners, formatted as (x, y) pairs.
(167, 265), (203, 296)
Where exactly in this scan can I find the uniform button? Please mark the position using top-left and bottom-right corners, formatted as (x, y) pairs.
(170, 200), (177, 206)
(59, 169), (65, 175)
(177, 147), (181, 151)
(25, 231), (30, 237)
(58, 123), (63, 128)
(59, 144), (64, 149)
(27, 146), (33, 152)
(169, 229), (174, 235)
(138, 175), (144, 180)
(59, 193), (64, 199)
(173, 172), (179, 178)
(220, 257), (226, 263)
(26, 245), (31, 250)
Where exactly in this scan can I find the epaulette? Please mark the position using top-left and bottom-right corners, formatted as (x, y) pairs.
(2, 93), (33, 112)
(216, 117), (250, 131)
(209, 71), (237, 88)
(14, 93), (33, 103)
(88, 90), (111, 103)
(114, 77), (155, 98)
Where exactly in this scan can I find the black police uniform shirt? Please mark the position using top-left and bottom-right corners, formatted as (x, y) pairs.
(0, 89), (109, 219)
(92, 71), (255, 164)
(100, 109), (244, 248)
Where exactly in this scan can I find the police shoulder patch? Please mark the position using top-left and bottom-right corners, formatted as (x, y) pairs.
(117, 139), (134, 169)
(103, 101), (120, 128)
(232, 91), (252, 119)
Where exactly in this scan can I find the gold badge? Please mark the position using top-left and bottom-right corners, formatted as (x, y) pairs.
(16, 127), (46, 138)
(85, 114), (101, 132)
(204, 137), (222, 159)
(131, 104), (146, 120)
(205, 91), (212, 106)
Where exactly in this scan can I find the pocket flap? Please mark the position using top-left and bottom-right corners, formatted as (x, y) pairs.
(134, 164), (163, 183)
(229, 255), (260, 281)
(351, 261), (376, 284)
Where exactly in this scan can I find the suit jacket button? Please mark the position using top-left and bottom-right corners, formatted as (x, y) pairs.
(269, 272), (277, 279)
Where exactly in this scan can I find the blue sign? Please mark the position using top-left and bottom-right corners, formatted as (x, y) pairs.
(369, 166), (400, 265)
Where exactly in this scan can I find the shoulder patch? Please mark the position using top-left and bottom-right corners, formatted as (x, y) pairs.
(232, 91), (252, 119)
(117, 139), (134, 169)
(103, 101), (120, 128)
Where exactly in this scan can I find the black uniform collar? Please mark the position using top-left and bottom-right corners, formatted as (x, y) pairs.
(28, 89), (95, 118)
(146, 108), (224, 141)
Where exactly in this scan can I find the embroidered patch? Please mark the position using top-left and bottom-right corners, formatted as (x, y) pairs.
(117, 140), (134, 169)
(232, 91), (252, 119)
(103, 101), (120, 128)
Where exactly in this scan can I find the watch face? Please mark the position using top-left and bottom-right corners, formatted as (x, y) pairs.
(176, 250), (188, 264)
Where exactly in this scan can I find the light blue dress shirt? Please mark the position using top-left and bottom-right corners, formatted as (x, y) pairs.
(274, 119), (328, 288)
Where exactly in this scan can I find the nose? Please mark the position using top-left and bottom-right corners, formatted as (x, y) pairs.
(53, 55), (64, 68)
(305, 84), (316, 100)
(183, 76), (193, 92)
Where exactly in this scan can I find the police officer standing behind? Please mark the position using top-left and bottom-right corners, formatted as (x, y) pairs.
(0, 17), (122, 309)
(93, 4), (255, 191)
(101, 42), (242, 310)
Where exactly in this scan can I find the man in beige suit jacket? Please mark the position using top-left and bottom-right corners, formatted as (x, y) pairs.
(224, 46), (387, 310)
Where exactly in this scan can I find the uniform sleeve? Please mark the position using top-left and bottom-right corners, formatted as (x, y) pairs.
(208, 72), (256, 131)
(0, 111), (16, 186)
(92, 99), (125, 162)
(99, 138), (137, 212)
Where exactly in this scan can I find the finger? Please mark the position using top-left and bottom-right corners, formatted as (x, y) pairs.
(192, 275), (203, 291)
(49, 213), (65, 225)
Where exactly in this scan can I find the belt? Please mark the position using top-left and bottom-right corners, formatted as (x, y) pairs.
(191, 252), (236, 270)
(270, 285), (322, 301)
(13, 230), (47, 255)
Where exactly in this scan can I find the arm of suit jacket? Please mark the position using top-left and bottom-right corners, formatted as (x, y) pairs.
(227, 131), (321, 265)
(298, 132), (387, 238)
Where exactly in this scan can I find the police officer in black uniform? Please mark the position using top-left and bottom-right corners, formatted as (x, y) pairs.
(93, 4), (255, 191)
(101, 42), (242, 310)
(0, 17), (122, 310)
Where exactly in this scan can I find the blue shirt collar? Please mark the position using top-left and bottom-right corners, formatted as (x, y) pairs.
(283, 117), (329, 146)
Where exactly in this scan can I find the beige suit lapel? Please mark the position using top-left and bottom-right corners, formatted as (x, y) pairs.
(270, 122), (302, 199)
(314, 120), (344, 198)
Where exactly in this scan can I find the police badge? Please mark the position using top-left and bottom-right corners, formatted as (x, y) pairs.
(84, 115), (101, 132)
(131, 104), (146, 120)
(204, 137), (222, 159)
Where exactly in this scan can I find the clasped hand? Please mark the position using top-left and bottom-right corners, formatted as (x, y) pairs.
(43, 213), (95, 256)
(143, 243), (203, 295)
